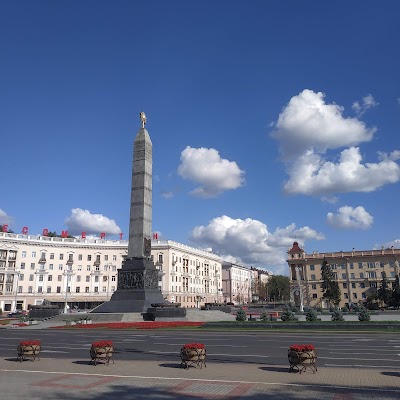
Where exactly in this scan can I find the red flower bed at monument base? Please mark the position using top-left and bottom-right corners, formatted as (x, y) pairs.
(51, 321), (205, 330)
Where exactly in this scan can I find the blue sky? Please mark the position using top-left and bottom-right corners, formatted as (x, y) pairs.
(1, 1), (399, 273)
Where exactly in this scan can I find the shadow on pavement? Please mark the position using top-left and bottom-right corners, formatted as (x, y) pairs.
(37, 382), (400, 400)
(381, 371), (400, 377)
(259, 366), (290, 373)
(158, 362), (183, 369)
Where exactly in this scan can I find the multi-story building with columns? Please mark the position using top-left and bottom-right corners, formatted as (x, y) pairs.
(0, 232), (223, 312)
(287, 241), (400, 309)
(222, 262), (254, 304)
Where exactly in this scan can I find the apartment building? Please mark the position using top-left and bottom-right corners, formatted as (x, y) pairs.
(222, 262), (254, 304)
(287, 241), (400, 308)
(0, 232), (223, 312)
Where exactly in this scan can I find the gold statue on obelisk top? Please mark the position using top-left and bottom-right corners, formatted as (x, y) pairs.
(139, 111), (147, 128)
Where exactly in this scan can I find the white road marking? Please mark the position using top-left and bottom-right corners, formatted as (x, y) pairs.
(325, 363), (400, 369)
(147, 350), (268, 357)
(0, 368), (398, 393)
(152, 342), (246, 347)
(319, 356), (400, 362)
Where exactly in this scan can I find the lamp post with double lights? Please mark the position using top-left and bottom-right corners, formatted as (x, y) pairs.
(295, 266), (304, 312)
(13, 270), (21, 312)
(63, 269), (75, 314)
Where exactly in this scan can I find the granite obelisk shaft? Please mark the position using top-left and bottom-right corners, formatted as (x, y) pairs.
(128, 127), (152, 258)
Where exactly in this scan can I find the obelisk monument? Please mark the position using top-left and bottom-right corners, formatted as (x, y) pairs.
(92, 112), (164, 313)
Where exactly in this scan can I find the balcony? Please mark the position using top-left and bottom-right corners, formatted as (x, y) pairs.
(38, 257), (47, 264)
(90, 270), (103, 276)
(93, 260), (101, 266)
(66, 258), (74, 265)
(35, 269), (49, 275)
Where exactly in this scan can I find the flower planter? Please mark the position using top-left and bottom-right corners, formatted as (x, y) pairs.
(17, 341), (41, 362)
(288, 346), (317, 373)
(180, 344), (206, 369)
(90, 341), (114, 366)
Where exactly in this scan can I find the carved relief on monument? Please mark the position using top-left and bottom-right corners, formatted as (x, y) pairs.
(117, 270), (159, 290)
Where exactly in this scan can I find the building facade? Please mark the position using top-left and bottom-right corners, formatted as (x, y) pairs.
(222, 262), (254, 304)
(0, 232), (223, 312)
(287, 241), (400, 309)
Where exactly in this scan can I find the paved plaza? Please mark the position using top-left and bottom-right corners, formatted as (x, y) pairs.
(0, 327), (399, 399)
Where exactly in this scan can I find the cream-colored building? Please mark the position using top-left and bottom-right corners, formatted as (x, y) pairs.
(0, 232), (223, 312)
(222, 262), (254, 304)
(287, 241), (400, 309)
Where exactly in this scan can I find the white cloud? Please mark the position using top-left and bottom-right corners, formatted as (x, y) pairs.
(352, 94), (379, 116)
(190, 215), (324, 272)
(0, 209), (13, 225)
(379, 239), (400, 249)
(161, 191), (174, 199)
(271, 89), (375, 159)
(321, 196), (339, 204)
(283, 147), (400, 195)
(65, 208), (121, 235)
(327, 206), (373, 229)
(177, 146), (245, 198)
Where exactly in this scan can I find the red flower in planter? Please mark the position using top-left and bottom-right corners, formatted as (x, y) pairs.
(92, 340), (113, 348)
(20, 340), (41, 346)
(289, 344), (315, 352)
(182, 343), (205, 350)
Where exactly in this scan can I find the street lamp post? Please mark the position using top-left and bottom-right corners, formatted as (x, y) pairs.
(295, 266), (304, 312)
(105, 264), (113, 301)
(13, 271), (21, 312)
(63, 269), (75, 314)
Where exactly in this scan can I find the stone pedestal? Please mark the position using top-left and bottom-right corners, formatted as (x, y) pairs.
(91, 257), (165, 313)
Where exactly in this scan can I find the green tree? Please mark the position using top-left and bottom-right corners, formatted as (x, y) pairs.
(377, 272), (391, 307)
(321, 258), (341, 307)
(236, 307), (247, 321)
(390, 275), (400, 308)
(266, 275), (290, 302)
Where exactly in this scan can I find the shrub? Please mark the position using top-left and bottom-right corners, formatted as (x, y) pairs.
(236, 307), (247, 321)
(331, 310), (345, 322)
(341, 305), (349, 312)
(260, 309), (269, 322)
(305, 309), (318, 322)
(358, 307), (371, 322)
(281, 304), (295, 322)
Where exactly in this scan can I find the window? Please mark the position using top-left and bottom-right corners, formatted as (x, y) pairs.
(370, 282), (377, 288)
(94, 276), (99, 283)
(30, 263), (35, 269)
(77, 276), (81, 282)
(95, 265), (100, 271)
(86, 276), (90, 282)
(87, 265), (91, 271)
(94, 286), (99, 292)
(22, 251), (27, 258)
(59, 264), (63, 270)
(38, 286), (42, 293)
(18, 286), (22, 293)
(359, 273), (364, 279)
(20, 263), (25, 269)
(111, 286), (115, 292)
(29, 274), (34, 281)
(391, 272), (396, 277)
(343, 283), (347, 288)
(59, 254), (63, 260)
(50, 253), (54, 259)
(48, 275), (52, 281)
(112, 276), (116, 282)
(341, 273), (347, 279)
(68, 254), (73, 262)
(38, 275), (44, 282)
(351, 283), (356, 288)
(19, 274), (24, 281)
(49, 264), (53, 270)
(380, 262), (385, 268)
(32, 251), (36, 258)
(310, 265), (315, 270)
(76, 287), (80, 293)
(362, 293), (366, 299)
(358, 262), (363, 268)
(58, 275), (62, 281)
(368, 271), (376, 278)
(113, 255), (117, 261)
(344, 293), (348, 299)
(47, 286), (51, 293)
(353, 293), (358, 299)
(158, 254), (163, 263)
(312, 294), (317, 299)
(87, 255), (92, 261)
(57, 286), (61, 293)
(102, 286), (106, 292)
(311, 284), (317, 290)
(105, 255), (109, 261)
(359, 282), (365, 288)
(78, 254), (82, 261)
(310, 274), (316, 280)
(112, 266), (116, 272)
(28, 286), (33, 293)
(367, 262), (374, 268)
(78, 265), (82, 271)
(340, 264), (345, 269)
(349, 263), (354, 269)
(350, 273), (355, 279)
(85, 287), (90, 293)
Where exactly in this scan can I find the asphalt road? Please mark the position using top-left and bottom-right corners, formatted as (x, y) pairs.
(1, 329), (399, 370)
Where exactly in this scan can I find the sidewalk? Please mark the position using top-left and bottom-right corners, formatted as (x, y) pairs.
(0, 355), (399, 399)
